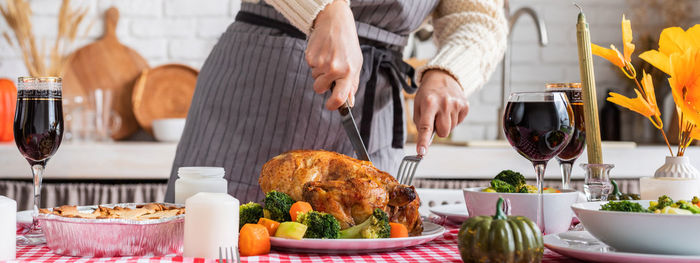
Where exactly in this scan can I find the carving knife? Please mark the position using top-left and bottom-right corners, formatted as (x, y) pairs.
(332, 83), (372, 162)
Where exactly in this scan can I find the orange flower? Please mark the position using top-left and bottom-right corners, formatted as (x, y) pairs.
(668, 49), (700, 127)
(607, 71), (662, 129)
(592, 15), (636, 77)
(640, 25), (700, 75)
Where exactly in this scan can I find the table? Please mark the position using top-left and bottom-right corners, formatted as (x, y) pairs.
(14, 226), (575, 262)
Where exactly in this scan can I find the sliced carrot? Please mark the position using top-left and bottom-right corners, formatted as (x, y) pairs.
(238, 224), (270, 256)
(389, 222), (408, 238)
(289, 201), (313, 222)
(257, 218), (280, 236)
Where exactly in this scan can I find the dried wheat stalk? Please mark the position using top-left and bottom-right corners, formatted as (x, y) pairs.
(1, 0), (89, 77)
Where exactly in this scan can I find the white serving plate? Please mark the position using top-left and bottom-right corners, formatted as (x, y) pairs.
(463, 187), (583, 234)
(572, 201), (700, 255)
(270, 221), (445, 253)
(545, 231), (700, 263)
(429, 204), (468, 224)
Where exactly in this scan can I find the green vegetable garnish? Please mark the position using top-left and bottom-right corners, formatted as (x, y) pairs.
(239, 202), (264, 230)
(296, 211), (340, 239)
(600, 200), (650, 213)
(263, 190), (295, 222)
(494, 170), (526, 189)
(338, 208), (390, 239)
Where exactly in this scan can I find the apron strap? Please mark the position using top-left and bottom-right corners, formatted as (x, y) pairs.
(235, 11), (417, 150)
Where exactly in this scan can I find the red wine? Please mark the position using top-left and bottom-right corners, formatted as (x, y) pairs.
(557, 102), (585, 161)
(13, 89), (63, 165)
(503, 101), (573, 162)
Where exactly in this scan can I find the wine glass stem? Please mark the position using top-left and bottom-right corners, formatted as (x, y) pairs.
(533, 161), (546, 233)
(559, 160), (573, 189)
(30, 164), (44, 231)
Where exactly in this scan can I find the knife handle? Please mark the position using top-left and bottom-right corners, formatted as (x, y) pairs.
(329, 81), (352, 112)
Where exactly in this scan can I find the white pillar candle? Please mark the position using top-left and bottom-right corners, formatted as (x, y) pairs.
(184, 192), (239, 259)
(0, 196), (16, 261)
(640, 177), (700, 201)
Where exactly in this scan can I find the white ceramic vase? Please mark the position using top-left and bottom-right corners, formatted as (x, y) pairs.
(654, 156), (700, 179)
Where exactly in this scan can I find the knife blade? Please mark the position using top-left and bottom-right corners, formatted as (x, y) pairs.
(331, 83), (372, 162)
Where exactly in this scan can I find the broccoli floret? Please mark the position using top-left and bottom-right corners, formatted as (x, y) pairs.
(338, 208), (390, 239)
(296, 211), (340, 239)
(649, 195), (674, 211)
(239, 202), (264, 230)
(490, 179), (516, 193)
(600, 200), (650, 213)
(517, 184), (537, 193)
(263, 190), (295, 222)
(494, 170), (526, 189)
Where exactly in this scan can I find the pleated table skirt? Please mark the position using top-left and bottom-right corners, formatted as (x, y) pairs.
(0, 180), (168, 210)
(0, 178), (640, 210)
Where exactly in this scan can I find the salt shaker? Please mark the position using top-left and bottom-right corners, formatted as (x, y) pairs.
(184, 192), (239, 259)
(0, 196), (16, 261)
(175, 167), (227, 204)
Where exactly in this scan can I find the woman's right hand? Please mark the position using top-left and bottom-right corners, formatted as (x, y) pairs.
(305, 0), (362, 110)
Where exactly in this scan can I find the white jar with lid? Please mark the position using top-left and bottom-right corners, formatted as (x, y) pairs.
(175, 167), (227, 204)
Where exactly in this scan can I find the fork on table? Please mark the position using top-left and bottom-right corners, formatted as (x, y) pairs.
(218, 246), (240, 263)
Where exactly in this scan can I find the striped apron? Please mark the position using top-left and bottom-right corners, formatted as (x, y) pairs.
(165, 1), (439, 203)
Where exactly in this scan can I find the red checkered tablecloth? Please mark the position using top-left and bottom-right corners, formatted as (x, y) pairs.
(14, 224), (574, 263)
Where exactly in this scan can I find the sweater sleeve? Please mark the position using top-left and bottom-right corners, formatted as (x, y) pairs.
(416, 0), (508, 97)
(263, 0), (348, 35)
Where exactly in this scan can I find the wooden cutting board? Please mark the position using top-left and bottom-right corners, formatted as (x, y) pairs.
(62, 7), (148, 140)
(132, 64), (198, 134)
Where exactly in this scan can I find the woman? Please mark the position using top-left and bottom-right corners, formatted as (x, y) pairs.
(164, 0), (507, 202)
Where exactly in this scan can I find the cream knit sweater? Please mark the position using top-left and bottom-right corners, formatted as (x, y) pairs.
(257, 0), (508, 97)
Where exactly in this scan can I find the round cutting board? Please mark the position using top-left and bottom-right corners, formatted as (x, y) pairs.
(62, 7), (148, 140)
(132, 64), (198, 134)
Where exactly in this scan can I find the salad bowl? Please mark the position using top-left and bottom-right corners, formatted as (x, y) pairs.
(463, 187), (582, 234)
(572, 201), (700, 255)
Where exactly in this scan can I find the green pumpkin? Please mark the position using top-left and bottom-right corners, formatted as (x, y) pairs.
(457, 198), (543, 263)
(607, 179), (641, 200)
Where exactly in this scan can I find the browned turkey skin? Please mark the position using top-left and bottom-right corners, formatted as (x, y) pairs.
(259, 150), (423, 236)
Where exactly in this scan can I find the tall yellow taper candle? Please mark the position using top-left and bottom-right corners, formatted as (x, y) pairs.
(575, 6), (603, 164)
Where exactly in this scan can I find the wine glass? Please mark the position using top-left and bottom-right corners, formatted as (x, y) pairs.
(502, 92), (574, 233)
(546, 83), (586, 189)
(14, 77), (64, 245)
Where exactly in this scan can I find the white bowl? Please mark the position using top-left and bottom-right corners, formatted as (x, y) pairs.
(152, 118), (186, 142)
(572, 201), (700, 255)
(463, 187), (582, 234)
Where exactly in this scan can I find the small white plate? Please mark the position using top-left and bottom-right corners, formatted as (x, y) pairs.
(270, 221), (445, 253)
(429, 204), (468, 224)
(17, 210), (33, 227)
(545, 231), (700, 263)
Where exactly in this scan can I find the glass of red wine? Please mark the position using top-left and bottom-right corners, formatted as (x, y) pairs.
(503, 92), (574, 233)
(14, 77), (64, 245)
(546, 83), (585, 189)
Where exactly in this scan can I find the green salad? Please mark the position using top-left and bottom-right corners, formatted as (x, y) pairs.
(482, 170), (560, 193)
(600, 195), (700, 214)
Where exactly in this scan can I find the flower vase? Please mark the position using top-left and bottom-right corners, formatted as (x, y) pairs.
(653, 156), (700, 179)
(640, 156), (700, 200)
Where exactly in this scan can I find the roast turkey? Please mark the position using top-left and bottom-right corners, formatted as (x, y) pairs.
(259, 150), (423, 236)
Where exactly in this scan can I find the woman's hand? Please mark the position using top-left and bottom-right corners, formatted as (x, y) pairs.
(305, 0), (362, 110)
(413, 70), (469, 155)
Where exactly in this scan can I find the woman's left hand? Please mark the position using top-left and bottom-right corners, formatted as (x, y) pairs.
(413, 70), (469, 155)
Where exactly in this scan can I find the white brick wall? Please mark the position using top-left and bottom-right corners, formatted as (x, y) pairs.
(0, 0), (697, 141)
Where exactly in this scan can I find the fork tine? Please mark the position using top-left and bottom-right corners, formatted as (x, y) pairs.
(219, 247), (223, 263)
(396, 159), (407, 183)
(233, 246), (240, 263)
(407, 161), (420, 185)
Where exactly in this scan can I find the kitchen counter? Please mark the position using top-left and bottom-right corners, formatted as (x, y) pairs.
(1, 141), (696, 180)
